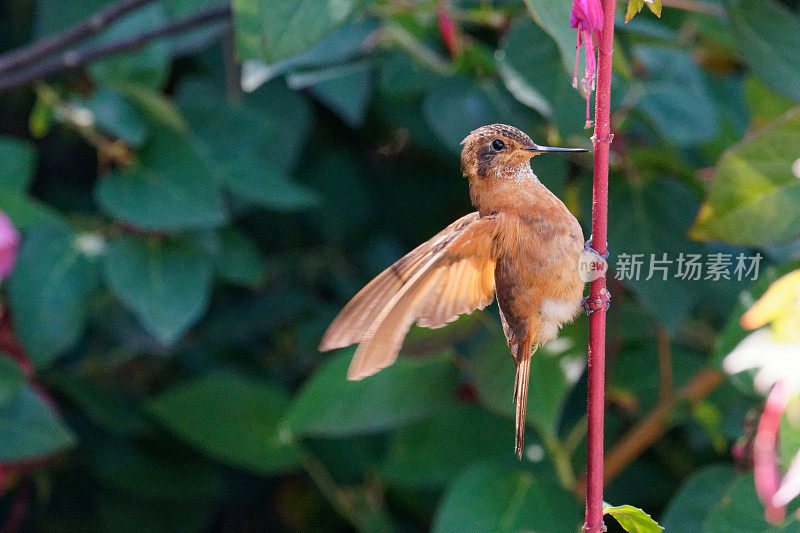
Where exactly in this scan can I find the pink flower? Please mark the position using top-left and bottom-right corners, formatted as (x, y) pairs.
(570, 0), (604, 128)
(0, 211), (19, 280)
(753, 380), (789, 525)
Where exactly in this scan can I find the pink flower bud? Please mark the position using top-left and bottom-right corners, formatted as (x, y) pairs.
(0, 211), (19, 280)
(437, 4), (459, 57)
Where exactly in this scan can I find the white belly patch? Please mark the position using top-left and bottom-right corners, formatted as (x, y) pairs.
(540, 298), (580, 342)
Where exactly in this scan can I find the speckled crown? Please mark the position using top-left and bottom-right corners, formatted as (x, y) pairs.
(461, 124), (534, 147)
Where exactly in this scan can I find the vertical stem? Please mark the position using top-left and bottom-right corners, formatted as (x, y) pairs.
(584, 0), (616, 530)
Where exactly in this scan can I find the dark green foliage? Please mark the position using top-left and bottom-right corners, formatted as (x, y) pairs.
(0, 0), (798, 531)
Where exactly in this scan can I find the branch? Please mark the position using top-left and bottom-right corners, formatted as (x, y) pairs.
(0, 3), (232, 92)
(0, 0), (158, 75)
(299, 452), (366, 529)
(583, 0), (616, 529)
(656, 325), (673, 402)
(543, 431), (577, 489)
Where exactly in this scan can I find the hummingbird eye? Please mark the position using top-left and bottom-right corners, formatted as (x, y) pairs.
(491, 139), (505, 151)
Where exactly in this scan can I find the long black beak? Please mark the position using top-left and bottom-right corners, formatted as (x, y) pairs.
(524, 145), (588, 153)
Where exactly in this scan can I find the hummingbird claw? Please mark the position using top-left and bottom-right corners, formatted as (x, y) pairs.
(584, 237), (609, 260)
(582, 289), (611, 315)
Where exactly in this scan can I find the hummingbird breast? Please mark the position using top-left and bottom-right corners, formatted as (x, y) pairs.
(493, 195), (585, 349)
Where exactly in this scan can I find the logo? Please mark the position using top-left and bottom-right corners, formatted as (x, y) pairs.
(578, 250), (608, 282)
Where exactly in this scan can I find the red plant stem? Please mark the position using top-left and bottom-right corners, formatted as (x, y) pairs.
(584, 0), (615, 530)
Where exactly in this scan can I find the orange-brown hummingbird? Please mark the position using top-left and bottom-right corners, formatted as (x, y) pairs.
(320, 124), (590, 457)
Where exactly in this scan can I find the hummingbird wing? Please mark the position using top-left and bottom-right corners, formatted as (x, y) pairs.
(319, 212), (502, 380)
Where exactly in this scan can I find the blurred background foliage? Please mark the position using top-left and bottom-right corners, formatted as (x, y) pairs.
(0, 0), (799, 530)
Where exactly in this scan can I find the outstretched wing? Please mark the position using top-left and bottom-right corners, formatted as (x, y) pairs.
(319, 212), (503, 380)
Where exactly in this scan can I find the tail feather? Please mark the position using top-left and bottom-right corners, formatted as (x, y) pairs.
(513, 338), (534, 459)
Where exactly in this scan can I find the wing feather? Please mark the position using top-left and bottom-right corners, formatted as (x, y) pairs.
(319, 212), (482, 351)
(344, 213), (503, 380)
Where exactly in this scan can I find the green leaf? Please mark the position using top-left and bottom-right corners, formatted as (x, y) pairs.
(288, 61), (373, 128)
(297, 146), (372, 242)
(228, 162), (318, 211)
(281, 350), (458, 438)
(0, 385), (75, 461)
(0, 187), (62, 232)
(378, 49), (443, 98)
(730, 0), (800, 103)
(179, 77), (310, 173)
(87, 439), (223, 502)
(33, 0), (107, 36)
(116, 83), (186, 132)
(703, 474), (800, 532)
(690, 107), (800, 246)
(145, 373), (299, 474)
(603, 503), (663, 533)
(609, 178), (708, 332)
(86, 87), (149, 147)
(95, 127), (227, 231)
(0, 136), (35, 191)
(162, 0), (220, 19)
(662, 464), (737, 532)
(48, 372), (152, 438)
(0, 357), (25, 405)
(611, 345), (704, 414)
(379, 405), (513, 489)
(432, 463), (583, 533)
(626, 0), (645, 22)
(89, 4), (171, 89)
(498, 19), (586, 137)
(8, 224), (100, 367)
(633, 46), (718, 145)
(423, 77), (542, 154)
(423, 77), (502, 153)
(102, 235), (212, 344)
(744, 76), (796, 128)
(176, 78), (317, 211)
(232, 0), (360, 63)
(467, 325), (581, 434)
(645, 0), (662, 17)
(212, 227), (263, 287)
(523, 0), (576, 74)
(241, 20), (377, 91)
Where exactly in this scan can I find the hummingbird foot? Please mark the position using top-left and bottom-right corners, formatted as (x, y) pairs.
(582, 289), (611, 315)
(584, 236), (609, 260)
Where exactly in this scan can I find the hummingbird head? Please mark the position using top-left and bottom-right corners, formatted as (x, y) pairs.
(460, 124), (587, 181)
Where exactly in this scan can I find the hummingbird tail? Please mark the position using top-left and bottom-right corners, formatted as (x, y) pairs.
(513, 339), (534, 459)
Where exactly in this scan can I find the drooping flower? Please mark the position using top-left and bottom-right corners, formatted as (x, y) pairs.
(570, 0), (604, 128)
(723, 270), (800, 524)
(0, 211), (19, 280)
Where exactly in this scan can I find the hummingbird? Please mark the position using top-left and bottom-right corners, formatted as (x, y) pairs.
(320, 124), (590, 458)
